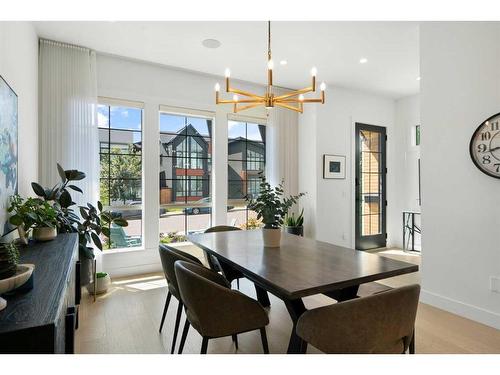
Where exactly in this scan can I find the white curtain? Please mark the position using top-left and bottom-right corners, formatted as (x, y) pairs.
(266, 87), (299, 205)
(39, 39), (98, 206)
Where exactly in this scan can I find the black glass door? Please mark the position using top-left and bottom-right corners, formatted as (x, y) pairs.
(355, 123), (387, 250)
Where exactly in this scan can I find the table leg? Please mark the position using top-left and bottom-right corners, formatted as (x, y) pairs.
(324, 285), (360, 302)
(284, 298), (307, 354)
(255, 284), (271, 307)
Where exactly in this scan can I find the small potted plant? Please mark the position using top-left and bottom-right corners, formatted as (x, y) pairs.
(0, 241), (19, 280)
(246, 174), (305, 247)
(8, 196), (58, 242)
(284, 209), (304, 236)
(86, 271), (111, 295)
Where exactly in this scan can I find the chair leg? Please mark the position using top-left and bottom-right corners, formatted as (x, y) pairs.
(232, 334), (238, 349)
(201, 337), (209, 354)
(409, 330), (415, 354)
(170, 300), (183, 354)
(260, 327), (269, 354)
(178, 318), (190, 354)
(236, 278), (240, 289)
(159, 291), (172, 333)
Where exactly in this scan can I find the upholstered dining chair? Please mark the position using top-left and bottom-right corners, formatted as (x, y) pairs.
(204, 225), (244, 289)
(158, 244), (204, 354)
(174, 260), (270, 354)
(296, 284), (420, 354)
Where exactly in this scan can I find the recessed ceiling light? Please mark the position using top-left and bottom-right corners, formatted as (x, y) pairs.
(280, 60), (288, 65)
(202, 39), (221, 49)
(359, 58), (368, 64)
(416, 76), (421, 81)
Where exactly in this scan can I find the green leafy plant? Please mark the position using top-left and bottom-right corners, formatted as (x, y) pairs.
(159, 232), (186, 244)
(96, 272), (108, 279)
(28, 163), (128, 259)
(285, 209), (304, 227)
(8, 195), (58, 230)
(0, 242), (20, 280)
(246, 174), (305, 229)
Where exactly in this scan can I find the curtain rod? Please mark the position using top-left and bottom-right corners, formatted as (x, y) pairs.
(39, 38), (94, 54)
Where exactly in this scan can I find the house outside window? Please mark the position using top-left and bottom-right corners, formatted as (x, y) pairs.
(159, 109), (213, 244)
(227, 119), (266, 229)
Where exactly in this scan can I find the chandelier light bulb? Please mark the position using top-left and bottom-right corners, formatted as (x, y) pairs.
(311, 67), (318, 77)
(214, 83), (220, 92)
(320, 82), (326, 91)
(225, 68), (231, 78)
(233, 94), (239, 102)
(267, 59), (274, 70)
(299, 94), (305, 101)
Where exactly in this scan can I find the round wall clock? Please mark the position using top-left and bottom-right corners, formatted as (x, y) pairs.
(470, 112), (500, 179)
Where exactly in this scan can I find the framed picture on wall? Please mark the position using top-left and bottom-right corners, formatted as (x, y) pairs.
(323, 154), (345, 179)
(0, 75), (18, 237)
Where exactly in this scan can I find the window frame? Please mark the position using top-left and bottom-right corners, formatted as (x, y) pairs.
(227, 115), (267, 228)
(98, 97), (145, 252)
(158, 106), (215, 242)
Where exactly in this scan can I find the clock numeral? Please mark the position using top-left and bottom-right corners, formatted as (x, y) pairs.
(492, 121), (500, 131)
(483, 155), (491, 164)
(495, 163), (500, 173)
(477, 144), (487, 153)
(481, 131), (492, 141)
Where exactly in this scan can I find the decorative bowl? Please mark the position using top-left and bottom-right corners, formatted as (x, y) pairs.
(0, 264), (35, 295)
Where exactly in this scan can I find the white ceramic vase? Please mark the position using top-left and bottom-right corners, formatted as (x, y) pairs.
(262, 228), (281, 247)
(33, 227), (57, 242)
(87, 273), (111, 295)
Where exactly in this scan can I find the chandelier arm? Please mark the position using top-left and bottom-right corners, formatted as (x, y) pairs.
(227, 85), (265, 99)
(275, 102), (303, 113)
(277, 98), (324, 103)
(274, 86), (315, 101)
(234, 103), (264, 113)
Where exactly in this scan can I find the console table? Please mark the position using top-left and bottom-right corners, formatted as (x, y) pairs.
(0, 233), (80, 353)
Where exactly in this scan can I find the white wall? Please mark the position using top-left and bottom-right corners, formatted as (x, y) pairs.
(421, 22), (500, 328)
(0, 22), (38, 198)
(389, 94), (421, 248)
(299, 86), (396, 248)
(96, 54), (268, 276)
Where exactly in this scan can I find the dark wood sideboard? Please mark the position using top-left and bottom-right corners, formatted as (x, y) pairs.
(0, 233), (80, 353)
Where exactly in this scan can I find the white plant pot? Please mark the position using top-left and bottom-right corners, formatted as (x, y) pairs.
(33, 227), (57, 242)
(87, 273), (111, 295)
(262, 228), (281, 247)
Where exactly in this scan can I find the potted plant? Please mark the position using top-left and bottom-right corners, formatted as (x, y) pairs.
(0, 241), (19, 280)
(284, 209), (304, 236)
(86, 271), (111, 295)
(9, 163), (128, 286)
(8, 196), (58, 242)
(32, 164), (128, 285)
(246, 175), (305, 247)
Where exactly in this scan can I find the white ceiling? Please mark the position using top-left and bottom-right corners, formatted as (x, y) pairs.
(33, 21), (419, 99)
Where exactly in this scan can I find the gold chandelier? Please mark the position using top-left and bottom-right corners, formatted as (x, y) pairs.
(214, 21), (326, 114)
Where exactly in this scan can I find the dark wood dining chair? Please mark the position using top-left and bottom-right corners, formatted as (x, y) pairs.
(175, 260), (270, 354)
(158, 244), (204, 354)
(296, 284), (420, 354)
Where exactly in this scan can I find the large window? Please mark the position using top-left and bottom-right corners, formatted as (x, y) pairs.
(159, 110), (213, 244)
(227, 119), (266, 229)
(98, 102), (143, 250)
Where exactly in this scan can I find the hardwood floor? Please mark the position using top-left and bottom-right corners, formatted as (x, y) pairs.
(76, 259), (500, 354)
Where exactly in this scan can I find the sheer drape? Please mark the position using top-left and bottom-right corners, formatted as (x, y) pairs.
(39, 39), (98, 206)
(266, 87), (299, 201)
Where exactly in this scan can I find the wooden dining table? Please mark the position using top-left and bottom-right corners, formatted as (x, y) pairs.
(188, 229), (419, 354)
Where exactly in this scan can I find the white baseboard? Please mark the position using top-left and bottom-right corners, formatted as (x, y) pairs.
(421, 289), (500, 330)
(107, 262), (163, 278)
